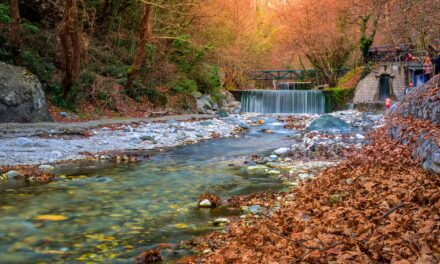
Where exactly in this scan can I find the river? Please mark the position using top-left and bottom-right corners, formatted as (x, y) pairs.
(0, 117), (294, 263)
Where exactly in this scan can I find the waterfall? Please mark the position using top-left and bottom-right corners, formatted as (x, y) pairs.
(240, 90), (325, 114)
(276, 82), (312, 90)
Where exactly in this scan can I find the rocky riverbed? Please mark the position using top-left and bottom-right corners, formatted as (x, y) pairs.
(0, 110), (384, 182)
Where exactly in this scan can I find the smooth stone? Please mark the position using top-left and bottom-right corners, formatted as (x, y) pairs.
(355, 134), (366, 140)
(273, 147), (290, 155)
(284, 157), (293, 162)
(239, 122), (250, 129)
(213, 218), (230, 226)
(202, 249), (213, 254)
(38, 165), (54, 172)
(6, 170), (19, 179)
(246, 165), (268, 176)
(15, 137), (34, 147)
(198, 199), (212, 207)
(267, 170), (281, 175)
(432, 152), (440, 165)
(269, 155), (278, 161)
(248, 205), (262, 215)
(140, 135), (155, 141)
(59, 112), (68, 117)
(200, 121), (214, 126)
(216, 109), (229, 118)
(298, 173), (312, 180)
(306, 115), (350, 132)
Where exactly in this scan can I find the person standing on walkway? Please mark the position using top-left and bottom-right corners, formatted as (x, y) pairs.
(386, 97), (392, 112)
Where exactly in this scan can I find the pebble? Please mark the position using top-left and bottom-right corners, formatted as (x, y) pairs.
(273, 147), (290, 155)
(38, 165), (55, 172)
(298, 173), (312, 180)
(198, 199), (212, 207)
(355, 134), (366, 140)
(59, 112), (68, 118)
(213, 218), (230, 226)
(267, 170), (281, 175)
(247, 205), (262, 215)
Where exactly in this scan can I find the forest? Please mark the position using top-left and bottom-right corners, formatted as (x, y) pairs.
(1, 0), (439, 116)
(0, 1), (439, 263)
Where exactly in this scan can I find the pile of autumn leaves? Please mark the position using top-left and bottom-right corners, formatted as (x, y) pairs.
(192, 126), (439, 263)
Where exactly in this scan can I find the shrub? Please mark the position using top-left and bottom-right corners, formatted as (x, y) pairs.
(20, 49), (55, 83)
(324, 87), (354, 111)
(171, 77), (198, 95)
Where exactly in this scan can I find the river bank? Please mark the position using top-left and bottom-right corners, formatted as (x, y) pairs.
(180, 79), (440, 263)
(0, 114), (246, 181)
(186, 124), (439, 263)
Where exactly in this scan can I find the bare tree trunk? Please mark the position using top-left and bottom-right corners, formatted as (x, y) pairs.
(9, 0), (21, 64)
(126, 4), (152, 92)
(60, 0), (82, 99)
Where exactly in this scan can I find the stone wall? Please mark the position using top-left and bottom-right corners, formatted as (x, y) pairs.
(388, 75), (440, 174)
(354, 62), (406, 104)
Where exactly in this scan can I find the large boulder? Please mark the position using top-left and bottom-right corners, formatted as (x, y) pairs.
(0, 62), (52, 123)
(197, 95), (217, 114)
(306, 115), (350, 132)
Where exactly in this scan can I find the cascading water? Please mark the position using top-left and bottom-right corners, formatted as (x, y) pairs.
(240, 90), (325, 114)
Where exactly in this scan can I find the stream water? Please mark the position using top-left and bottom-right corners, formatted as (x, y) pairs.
(0, 117), (294, 263)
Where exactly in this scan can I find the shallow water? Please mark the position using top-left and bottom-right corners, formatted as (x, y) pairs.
(0, 118), (293, 263)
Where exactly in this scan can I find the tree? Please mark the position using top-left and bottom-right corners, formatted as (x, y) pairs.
(60, 0), (82, 99)
(280, 0), (355, 86)
(348, 0), (389, 63)
(126, 3), (152, 91)
(9, 0), (21, 63)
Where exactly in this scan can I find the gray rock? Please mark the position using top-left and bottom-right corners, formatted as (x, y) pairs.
(274, 147), (289, 155)
(269, 155), (278, 161)
(306, 115), (350, 132)
(198, 199), (212, 208)
(38, 165), (55, 172)
(0, 62), (52, 123)
(216, 109), (229, 118)
(59, 112), (68, 118)
(6, 170), (19, 179)
(200, 121), (214, 126)
(298, 173), (312, 180)
(355, 134), (366, 140)
(432, 152), (440, 165)
(15, 137), (34, 147)
(247, 205), (262, 215)
(197, 95), (214, 114)
(140, 135), (155, 141)
(239, 122), (250, 129)
(213, 218), (230, 226)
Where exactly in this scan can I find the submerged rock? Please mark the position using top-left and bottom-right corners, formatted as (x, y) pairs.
(6, 170), (19, 180)
(306, 115), (350, 132)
